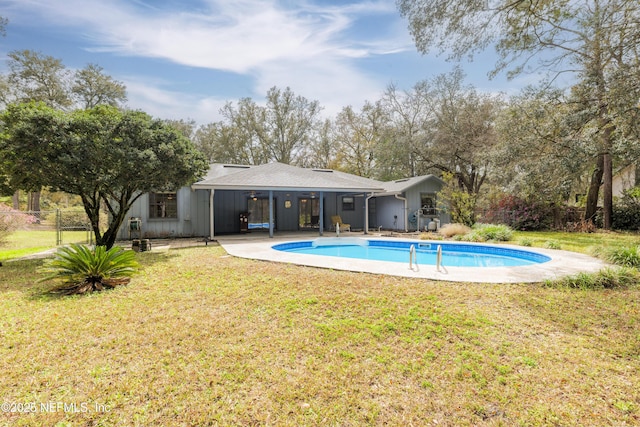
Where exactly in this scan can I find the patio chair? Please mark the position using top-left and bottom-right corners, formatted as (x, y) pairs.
(331, 215), (351, 232)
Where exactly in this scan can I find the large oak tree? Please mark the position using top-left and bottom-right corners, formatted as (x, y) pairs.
(0, 103), (208, 249)
(2, 50), (128, 211)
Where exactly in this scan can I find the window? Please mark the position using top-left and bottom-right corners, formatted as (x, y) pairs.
(342, 196), (355, 211)
(149, 192), (177, 218)
(420, 193), (437, 215)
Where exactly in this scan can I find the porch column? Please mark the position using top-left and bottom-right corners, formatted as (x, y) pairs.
(268, 190), (274, 238)
(319, 191), (324, 236)
(209, 189), (215, 240)
(364, 192), (374, 234)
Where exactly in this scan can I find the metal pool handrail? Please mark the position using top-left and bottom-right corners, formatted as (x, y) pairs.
(409, 244), (416, 269)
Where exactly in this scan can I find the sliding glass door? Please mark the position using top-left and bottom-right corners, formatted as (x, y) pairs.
(247, 198), (275, 230)
(299, 198), (320, 229)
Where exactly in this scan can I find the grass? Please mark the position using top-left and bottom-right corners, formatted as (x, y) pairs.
(513, 230), (640, 255)
(0, 230), (90, 262)
(1, 233), (639, 426)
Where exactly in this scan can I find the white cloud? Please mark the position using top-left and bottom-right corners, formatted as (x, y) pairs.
(123, 77), (228, 124)
(10, 0), (405, 72)
(254, 58), (383, 117)
(5, 0), (415, 123)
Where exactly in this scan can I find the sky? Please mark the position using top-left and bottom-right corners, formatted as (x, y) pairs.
(0, 0), (535, 125)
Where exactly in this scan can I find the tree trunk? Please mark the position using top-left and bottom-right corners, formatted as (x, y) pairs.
(603, 151), (613, 229)
(12, 190), (20, 210)
(600, 121), (614, 229)
(32, 191), (41, 213)
(26, 191), (41, 212)
(584, 153), (604, 223)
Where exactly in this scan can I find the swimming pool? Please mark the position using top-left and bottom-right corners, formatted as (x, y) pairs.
(218, 235), (605, 283)
(272, 238), (551, 268)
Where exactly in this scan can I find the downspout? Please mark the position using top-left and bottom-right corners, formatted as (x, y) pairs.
(209, 189), (215, 240)
(364, 192), (375, 234)
(394, 193), (408, 232)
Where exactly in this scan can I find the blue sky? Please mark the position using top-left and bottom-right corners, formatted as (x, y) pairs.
(1, 0), (535, 125)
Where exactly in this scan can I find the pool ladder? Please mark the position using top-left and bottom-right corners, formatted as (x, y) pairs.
(410, 244), (443, 272)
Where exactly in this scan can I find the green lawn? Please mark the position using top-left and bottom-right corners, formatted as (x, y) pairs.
(0, 232), (639, 425)
(0, 230), (91, 262)
(513, 230), (640, 253)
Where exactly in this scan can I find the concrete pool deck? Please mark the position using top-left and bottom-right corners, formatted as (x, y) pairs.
(216, 233), (607, 283)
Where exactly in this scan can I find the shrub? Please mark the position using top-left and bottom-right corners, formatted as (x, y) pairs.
(544, 240), (561, 249)
(602, 245), (640, 267)
(544, 267), (638, 290)
(438, 223), (471, 238)
(465, 223), (513, 242)
(483, 195), (553, 231)
(40, 244), (139, 294)
(438, 172), (477, 226)
(518, 238), (533, 247)
(610, 187), (640, 231)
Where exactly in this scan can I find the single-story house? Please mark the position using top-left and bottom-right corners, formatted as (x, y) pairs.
(117, 162), (449, 240)
(610, 163), (640, 198)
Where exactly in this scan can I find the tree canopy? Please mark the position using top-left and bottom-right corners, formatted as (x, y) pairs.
(398, 0), (640, 227)
(0, 103), (208, 248)
(194, 86), (321, 166)
(72, 63), (127, 109)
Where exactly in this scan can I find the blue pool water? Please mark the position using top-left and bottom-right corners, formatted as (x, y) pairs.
(272, 238), (551, 268)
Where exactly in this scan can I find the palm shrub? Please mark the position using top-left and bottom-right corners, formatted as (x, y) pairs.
(40, 244), (139, 294)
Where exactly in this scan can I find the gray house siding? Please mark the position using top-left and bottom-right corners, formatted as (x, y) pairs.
(116, 164), (450, 239)
(118, 187), (196, 239)
(376, 197), (407, 231)
(373, 177), (449, 232)
(405, 180), (448, 231)
(117, 189), (369, 239)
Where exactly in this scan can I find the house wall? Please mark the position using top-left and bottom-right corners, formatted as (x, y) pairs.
(373, 178), (450, 232)
(405, 181), (450, 231)
(329, 193), (366, 231)
(611, 164), (637, 198)
(128, 187), (212, 239)
(376, 197), (407, 231)
(117, 188), (367, 239)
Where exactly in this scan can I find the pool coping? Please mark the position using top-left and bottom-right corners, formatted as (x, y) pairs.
(217, 235), (607, 283)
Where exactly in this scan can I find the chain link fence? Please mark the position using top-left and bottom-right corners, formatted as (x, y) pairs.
(54, 209), (93, 245)
(476, 206), (588, 230)
(0, 208), (92, 248)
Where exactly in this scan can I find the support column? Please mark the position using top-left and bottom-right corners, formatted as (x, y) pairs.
(364, 193), (374, 234)
(269, 190), (274, 238)
(209, 189), (215, 240)
(319, 191), (324, 236)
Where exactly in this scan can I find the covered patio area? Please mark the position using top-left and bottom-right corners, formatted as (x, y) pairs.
(191, 163), (385, 239)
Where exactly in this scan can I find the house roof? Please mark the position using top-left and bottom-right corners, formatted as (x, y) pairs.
(191, 163), (385, 193)
(377, 174), (444, 195)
